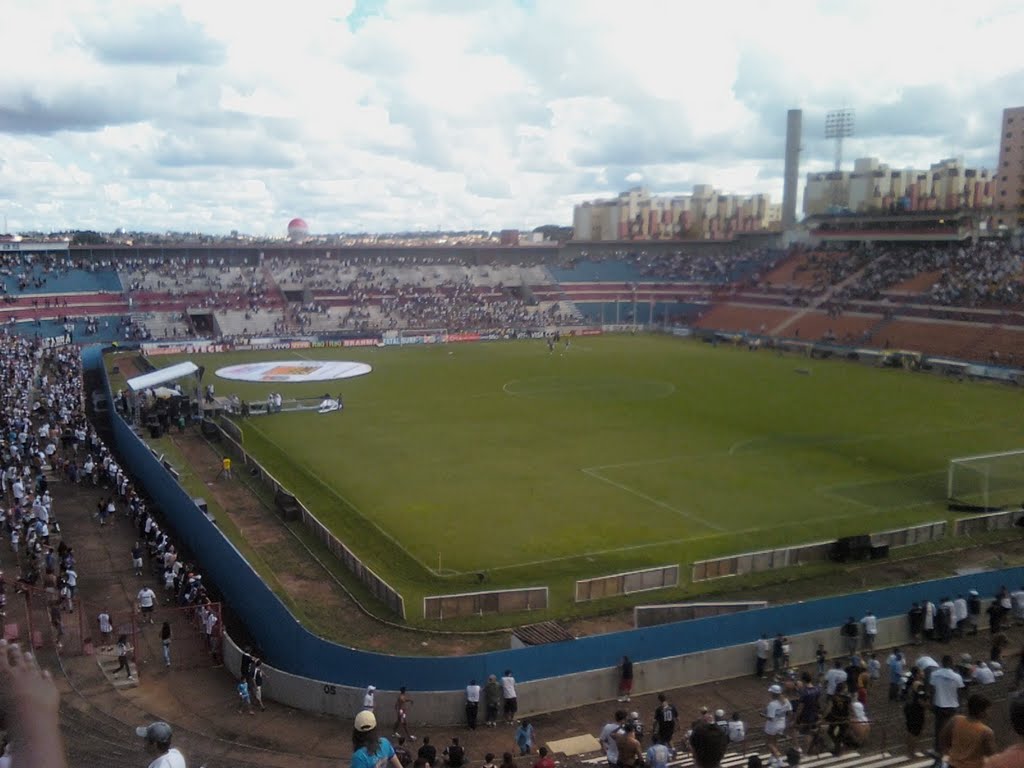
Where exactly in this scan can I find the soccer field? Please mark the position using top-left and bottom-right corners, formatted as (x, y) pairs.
(160, 335), (1024, 616)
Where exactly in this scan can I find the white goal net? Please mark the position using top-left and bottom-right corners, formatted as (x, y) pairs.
(948, 449), (1024, 510)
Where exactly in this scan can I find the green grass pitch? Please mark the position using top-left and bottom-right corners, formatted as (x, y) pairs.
(159, 335), (1024, 619)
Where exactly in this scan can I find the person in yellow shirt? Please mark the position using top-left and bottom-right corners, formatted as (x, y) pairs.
(218, 456), (232, 480)
(941, 694), (997, 768)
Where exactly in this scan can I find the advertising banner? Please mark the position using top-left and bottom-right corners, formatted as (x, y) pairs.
(142, 340), (230, 356)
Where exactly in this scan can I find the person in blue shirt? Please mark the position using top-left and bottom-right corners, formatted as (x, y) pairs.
(515, 720), (535, 755)
(888, 648), (906, 701)
(352, 710), (403, 768)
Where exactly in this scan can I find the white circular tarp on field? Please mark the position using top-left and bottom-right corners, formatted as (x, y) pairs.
(215, 361), (372, 383)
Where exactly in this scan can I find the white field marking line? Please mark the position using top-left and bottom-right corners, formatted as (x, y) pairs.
(290, 350), (313, 360)
(815, 470), (949, 512)
(442, 507), (874, 576)
(815, 488), (879, 511)
(726, 419), (1019, 457)
(245, 420), (441, 576)
(501, 378), (676, 397)
(581, 466), (727, 532)
(815, 469), (946, 495)
(583, 452), (717, 472)
(815, 488), (939, 514)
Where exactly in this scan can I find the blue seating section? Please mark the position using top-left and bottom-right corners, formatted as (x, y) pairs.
(6, 315), (125, 343)
(575, 301), (705, 324)
(0, 267), (122, 295)
(550, 260), (647, 283)
(550, 256), (773, 285)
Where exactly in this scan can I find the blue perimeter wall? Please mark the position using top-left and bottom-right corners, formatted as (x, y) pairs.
(85, 344), (1024, 691)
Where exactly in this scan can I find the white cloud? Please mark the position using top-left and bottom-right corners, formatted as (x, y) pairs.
(0, 0), (1021, 234)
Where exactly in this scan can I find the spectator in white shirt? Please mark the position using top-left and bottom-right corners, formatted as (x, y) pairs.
(599, 711), (626, 767)
(825, 660), (848, 697)
(861, 611), (878, 650)
(137, 586), (156, 624)
(762, 684), (792, 762)
(972, 662), (997, 685)
(930, 655), (965, 750)
(953, 595), (969, 635)
(727, 712), (745, 747)
(465, 680), (480, 730)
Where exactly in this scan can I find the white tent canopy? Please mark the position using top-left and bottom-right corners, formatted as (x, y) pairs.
(126, 361), (200, 392)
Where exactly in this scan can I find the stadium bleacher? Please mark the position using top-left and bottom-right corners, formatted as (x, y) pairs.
(0, 239), (1020, 365)
(0, 264), (123, 295)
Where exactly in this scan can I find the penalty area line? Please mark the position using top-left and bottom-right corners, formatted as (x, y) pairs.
(455, 507), (877, 576)
(581, 466), (726, 532)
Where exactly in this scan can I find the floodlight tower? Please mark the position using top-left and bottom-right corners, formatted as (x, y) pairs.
(825, 108), (855, 209)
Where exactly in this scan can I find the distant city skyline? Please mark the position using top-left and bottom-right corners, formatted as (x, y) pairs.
(0, 0), (1021, 235)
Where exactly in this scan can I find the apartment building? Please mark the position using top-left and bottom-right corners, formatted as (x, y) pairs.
(804, 157), (993, 217)
(995, 106), (1024, 228)
(572, 187), (781, 241)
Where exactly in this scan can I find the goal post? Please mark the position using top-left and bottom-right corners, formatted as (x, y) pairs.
(948, 449), (1024, 511)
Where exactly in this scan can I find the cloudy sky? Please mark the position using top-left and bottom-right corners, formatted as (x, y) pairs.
(1, 0), (1021, 235)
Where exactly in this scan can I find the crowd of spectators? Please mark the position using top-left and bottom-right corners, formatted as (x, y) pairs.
(565, 246), (782, 284)
(636, 247), (781, 283)
(268, 253), (524, 292)
(11, 240), (1024, 346)
(0, 330), (218, 663)
(0, 337), (84, 645)
(833, 242), (1024, 309)
(0, 250), (82, 295)
(118, 258), (276, 315)
(585, 595), (1024, 768)
(378, 283), (532, 331)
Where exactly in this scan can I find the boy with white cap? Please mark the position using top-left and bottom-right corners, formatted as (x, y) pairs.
(762, 684), (792, 765)
(136, 721), (186, 768)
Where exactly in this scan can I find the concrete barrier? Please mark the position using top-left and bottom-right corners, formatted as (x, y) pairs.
(872, 521), (946, 548)
(576, 565), (679, 602)
(222, 599), (994, 724)
(693, 520), (948, 583)
(692, 540), (832, 582)
(955, 509), (1024, 536)
(423, 587), (549, 620)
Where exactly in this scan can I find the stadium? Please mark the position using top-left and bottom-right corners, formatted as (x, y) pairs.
(2, 202), (1024, 762)
(0, 53), (1023, 762)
